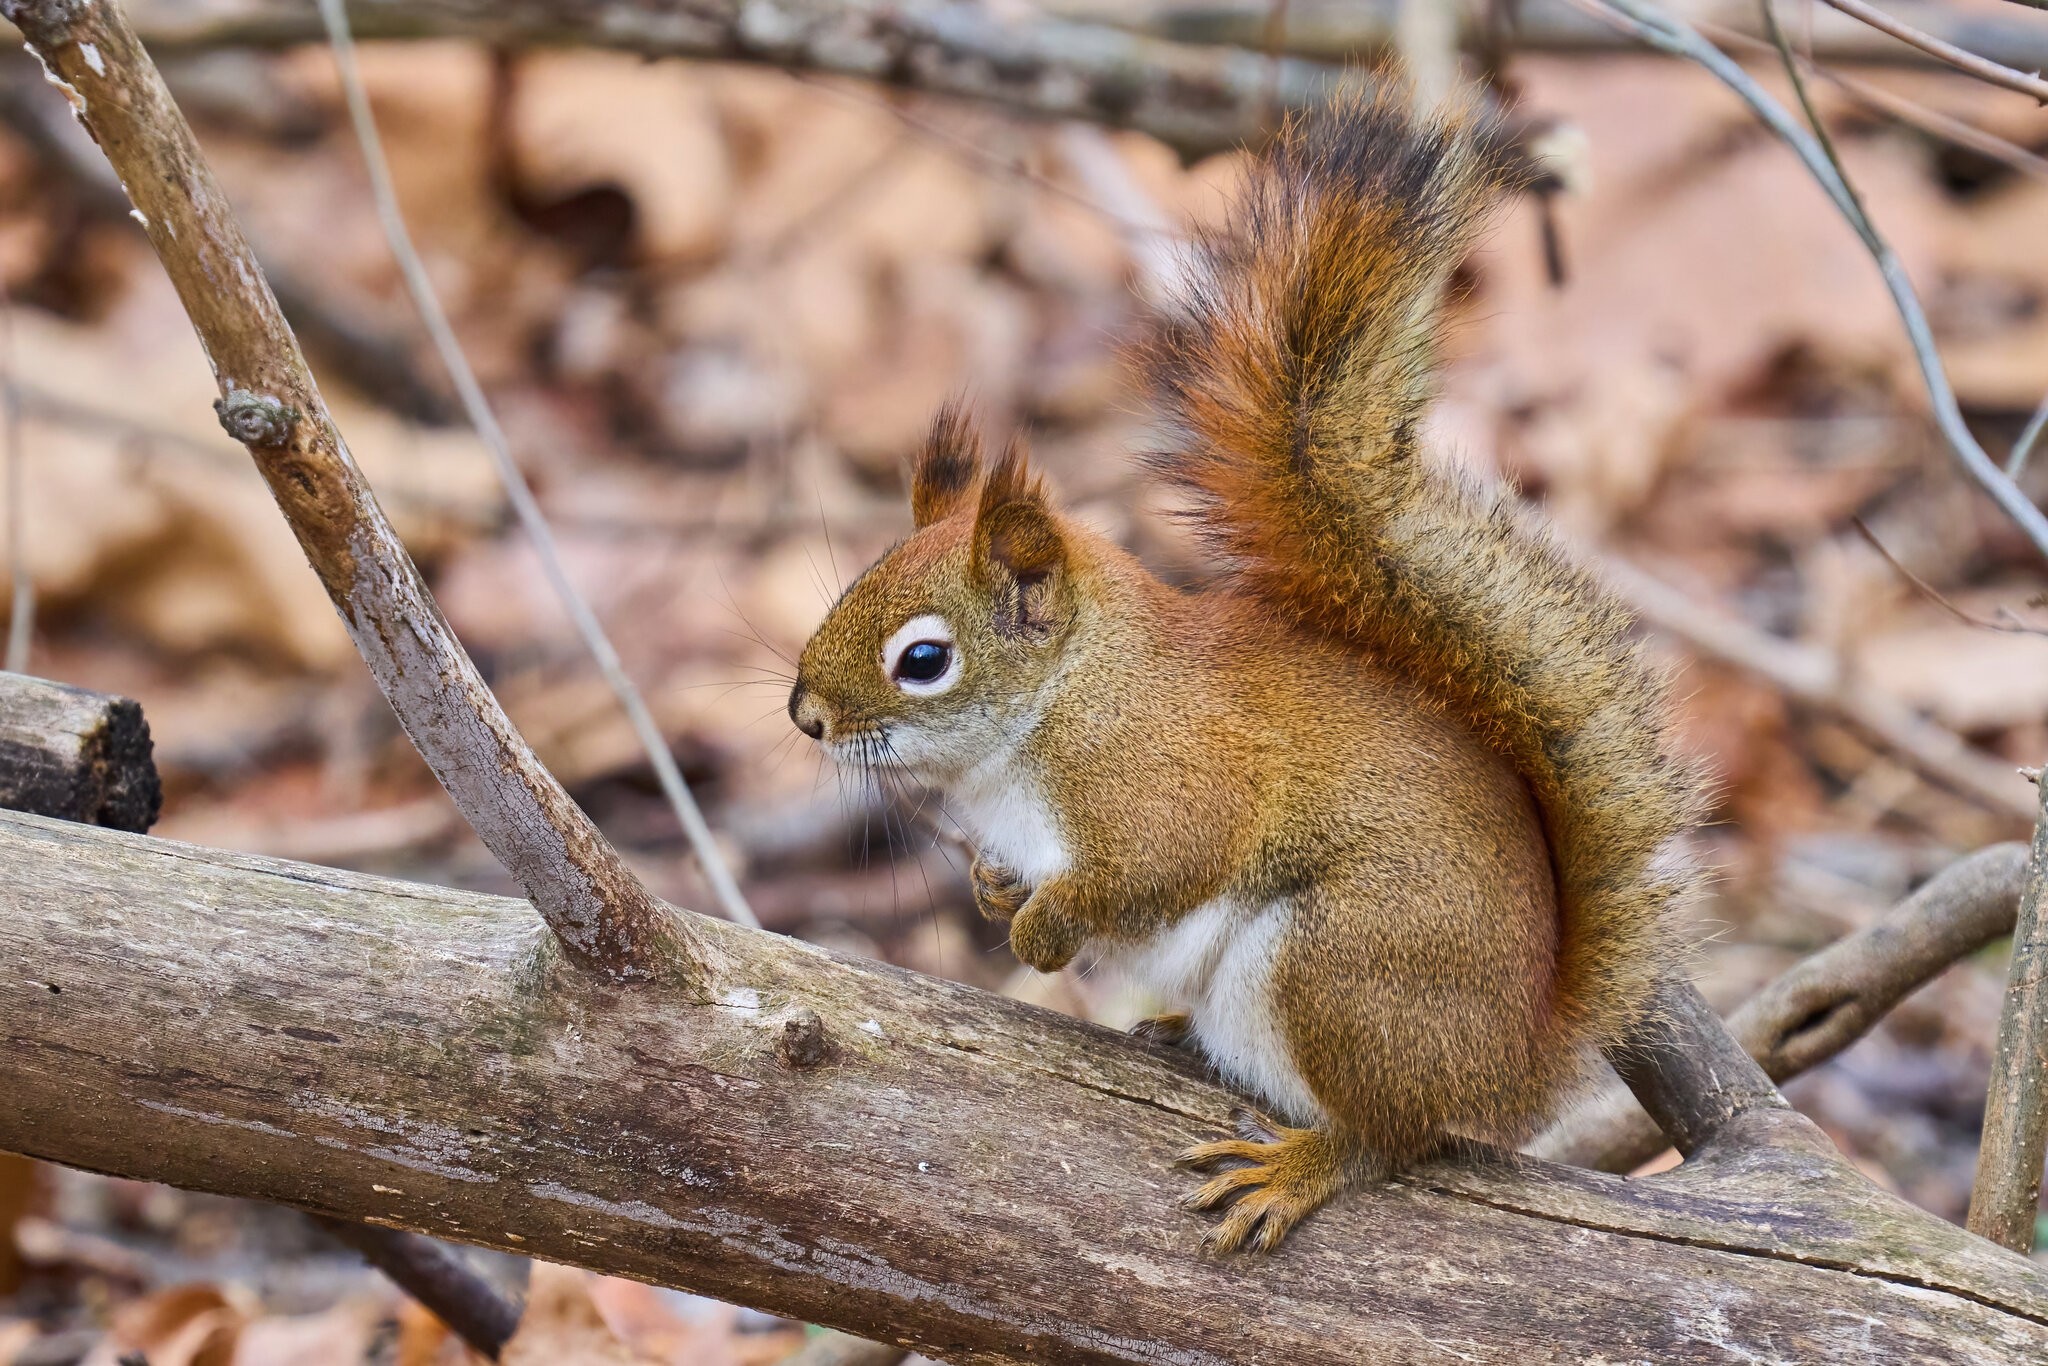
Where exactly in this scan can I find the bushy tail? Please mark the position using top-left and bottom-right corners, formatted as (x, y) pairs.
(1143, 87), (1708, 1055)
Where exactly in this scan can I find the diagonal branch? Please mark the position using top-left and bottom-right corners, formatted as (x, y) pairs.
(0, 0), (695, 982)
(1815, 0), (2048, 104)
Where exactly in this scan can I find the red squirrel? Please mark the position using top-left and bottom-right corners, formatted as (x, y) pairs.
(788, 89), (1707, 1253)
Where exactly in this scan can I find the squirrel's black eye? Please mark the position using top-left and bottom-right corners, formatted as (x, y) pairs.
(896, 640), (951, 683)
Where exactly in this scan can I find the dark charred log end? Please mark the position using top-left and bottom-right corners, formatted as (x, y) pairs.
(775, 1007), (835, 1070)
(90, 697), (161, 833)
(214, 389), (300, 448)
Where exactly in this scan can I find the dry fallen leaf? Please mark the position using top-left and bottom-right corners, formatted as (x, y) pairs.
(83, 1282), (252, 1366)
(499, 1263), (657, 1366)
(0, 1319), (38, 1363)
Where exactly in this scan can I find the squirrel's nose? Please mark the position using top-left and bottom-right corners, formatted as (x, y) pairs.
(789, 681), (826, 740)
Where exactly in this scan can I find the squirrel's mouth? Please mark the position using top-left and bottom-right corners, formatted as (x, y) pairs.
(821, 723), (903, 770)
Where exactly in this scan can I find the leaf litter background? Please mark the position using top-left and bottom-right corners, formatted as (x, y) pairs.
(2, 7), (2048, 1362)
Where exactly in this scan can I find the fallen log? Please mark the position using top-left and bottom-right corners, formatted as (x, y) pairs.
(3, 810), (2045, 1364)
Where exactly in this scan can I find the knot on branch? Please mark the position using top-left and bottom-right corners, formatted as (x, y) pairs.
(1, 0), (90, 34)
(214, 390), (299, 448)
(775, 1007), (834, 1069)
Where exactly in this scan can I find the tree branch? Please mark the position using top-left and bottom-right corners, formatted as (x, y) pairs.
(0, 60), (450, 427)
(1815, 0), (2048, 105)
(103, 0), (1354, 161)
(1040, 0), (2048, 74)
(0, 671), (161, 833)
(3, 811), (2046, 1363)
(1970, 773), (2048, 1253)
(1603, 977), (1791, 1158)
(315, 1218), (523, 1359)
(0, 0), (690, 981)
(0, 669), (523, 1356)
(1534, 842), (2032, 1172)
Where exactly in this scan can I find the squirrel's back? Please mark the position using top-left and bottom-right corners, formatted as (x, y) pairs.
(1143, 87), (1708, 1064)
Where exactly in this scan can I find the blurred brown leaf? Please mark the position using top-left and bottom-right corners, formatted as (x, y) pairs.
(83, 1283), (251, 1366)
(500, 1264), (656, 1366)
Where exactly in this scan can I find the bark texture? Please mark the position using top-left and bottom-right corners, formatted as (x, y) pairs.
(3, 811), (2046, 1365)
(0, 671), (160, 833)
(1971, 780), (2048, 1253)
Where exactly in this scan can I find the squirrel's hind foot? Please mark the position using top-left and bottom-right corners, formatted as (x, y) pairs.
(1176, 1113), (1367, 1254)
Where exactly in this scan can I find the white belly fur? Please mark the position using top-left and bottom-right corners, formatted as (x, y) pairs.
(943, 758), (1068, 886)
(1104, 898), (1325, 1126)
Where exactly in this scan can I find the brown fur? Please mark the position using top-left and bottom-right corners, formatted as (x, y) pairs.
(1144, 86), (1710, 1077)
(788, 88), (1707, 1254)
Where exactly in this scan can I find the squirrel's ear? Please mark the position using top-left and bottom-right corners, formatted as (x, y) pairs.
(972, 437), (1068, 640)
(910, 402), (984, 529)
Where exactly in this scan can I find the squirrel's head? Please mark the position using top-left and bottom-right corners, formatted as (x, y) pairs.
(789, 406), (1078, 784)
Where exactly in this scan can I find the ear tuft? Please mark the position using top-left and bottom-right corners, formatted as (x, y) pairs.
(976, 437), (1058, 572)
(910, 401), (984, 528)
(973, 437), (1068, 638)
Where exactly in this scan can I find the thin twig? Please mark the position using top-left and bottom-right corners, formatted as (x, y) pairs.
(2, 0), (692, 979)
(2011, 389), (2048, 478)
(1852, 517), (2048, 638)
(1968, 771), (2048, 1253)
(0, 297), (28, 675)
(1534, 842), (2031, 1171)
(1040, 0), (2048, 71)
(1758, 0), (1867, 222)
(1816, 0), (2048, 105)
(314, 0), (756, 929)
(1657, 17), (2048, 185)
(1573, 0), (2048, 566)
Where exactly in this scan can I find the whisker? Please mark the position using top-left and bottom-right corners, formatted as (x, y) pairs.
(815, 482), (846, 595)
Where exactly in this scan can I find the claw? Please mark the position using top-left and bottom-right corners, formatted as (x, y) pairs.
(1176, 1137), (1271, 1174)
(1173, 1119), (1351, 1255)
(1182, 1164), (1269, 1212)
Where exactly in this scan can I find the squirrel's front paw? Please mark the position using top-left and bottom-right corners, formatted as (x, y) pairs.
(970, 856), (1030, 923)
(1008, 897), (1086, 973)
